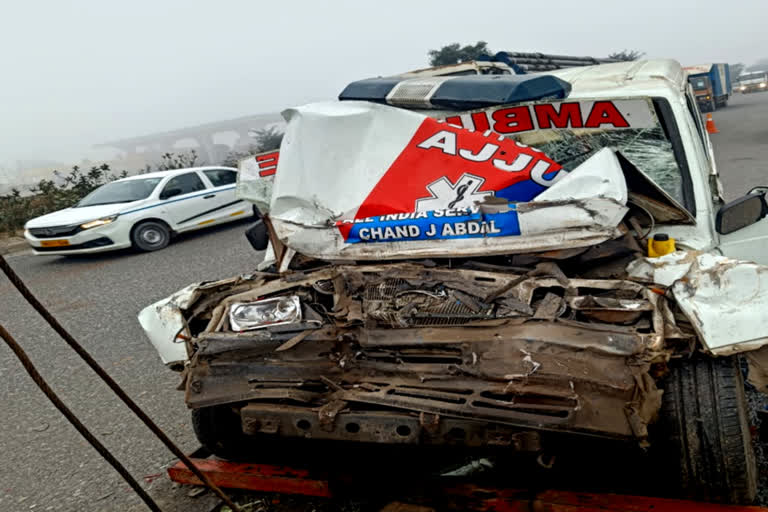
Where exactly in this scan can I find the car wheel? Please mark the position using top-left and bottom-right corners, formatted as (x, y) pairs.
(655, 356), (757, 504)
(131, 221), (170, 252)
(192, 406), (251, 460)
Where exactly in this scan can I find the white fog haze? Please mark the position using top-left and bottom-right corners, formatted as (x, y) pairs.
(2, 0), (767, 184)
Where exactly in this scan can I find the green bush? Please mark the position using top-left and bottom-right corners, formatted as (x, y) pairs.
(0, 164), (125, 235)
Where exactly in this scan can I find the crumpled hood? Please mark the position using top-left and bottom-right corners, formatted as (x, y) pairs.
(254, 101), (630, 260)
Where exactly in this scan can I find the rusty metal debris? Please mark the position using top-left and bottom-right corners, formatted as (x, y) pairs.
(164, 230), (687, 451)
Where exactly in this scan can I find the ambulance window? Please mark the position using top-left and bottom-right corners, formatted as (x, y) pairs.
(685, 90), (711, 162)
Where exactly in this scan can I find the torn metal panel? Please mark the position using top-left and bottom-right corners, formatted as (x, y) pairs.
(268, 102), (629, 261)
(670, 255), (768, 355)
(138, 283), (201, 366)
(628, 252), (768, 355)
(359, 322), (650, 356)
(626, 251), (699, 286)
(236, 149), (280, 214)
(187, 330), (651, 440)
(172, 261), (670, 446)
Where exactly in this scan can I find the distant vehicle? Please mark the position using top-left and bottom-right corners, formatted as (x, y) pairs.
(684, 63), (732, 112)
(736, 70), (768, 93)
(24, 166), (252, 255)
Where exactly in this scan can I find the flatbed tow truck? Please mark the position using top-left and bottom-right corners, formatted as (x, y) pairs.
(166, 449), (768, 511)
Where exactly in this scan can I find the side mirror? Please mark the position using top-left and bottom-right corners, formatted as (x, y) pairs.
(716, 192), (768, 234)
(245, 219), (269, 251)
(161, 188), (182, 200)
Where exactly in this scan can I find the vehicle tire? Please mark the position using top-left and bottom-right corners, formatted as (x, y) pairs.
(655, 356), (757, 504)
(192, 405), (251, 460)
(131, 221), (170, 252)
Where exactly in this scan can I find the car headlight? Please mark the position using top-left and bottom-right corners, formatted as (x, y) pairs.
(761, 83), (767, 88)
(80, 215), (118, 230)
(229, 296), (302, 331)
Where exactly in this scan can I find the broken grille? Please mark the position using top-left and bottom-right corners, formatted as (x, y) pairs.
(363, 279), (493, 326)
(364, 278), (409, 300)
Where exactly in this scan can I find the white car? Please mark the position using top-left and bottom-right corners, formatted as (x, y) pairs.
(24, 166), (252, 255)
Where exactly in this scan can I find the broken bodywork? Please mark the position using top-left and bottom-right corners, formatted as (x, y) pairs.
(141, 89), (768, 453)
(147, 245), (689, 448)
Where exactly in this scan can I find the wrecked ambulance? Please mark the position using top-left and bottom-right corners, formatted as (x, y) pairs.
(140, 60), (768, 504)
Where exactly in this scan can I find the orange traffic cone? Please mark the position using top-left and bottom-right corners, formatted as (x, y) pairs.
(706, 113), (719, 134)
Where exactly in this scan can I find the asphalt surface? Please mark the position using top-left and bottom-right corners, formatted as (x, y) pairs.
(1, 92), (768, 512)
(0, 219), (261, 511)
(710, 92), (768, 200)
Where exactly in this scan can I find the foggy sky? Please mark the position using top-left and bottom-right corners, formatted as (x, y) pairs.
(2, 0), (767, 170)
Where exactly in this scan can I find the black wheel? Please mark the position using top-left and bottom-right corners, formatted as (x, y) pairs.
(192, 405), (251, 460)
(131, 221), (170, 252)
(655, 356), (757, 504)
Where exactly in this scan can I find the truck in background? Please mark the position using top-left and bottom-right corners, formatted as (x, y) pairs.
(684, 63), (732, 112)
(736, 70), (768, 93)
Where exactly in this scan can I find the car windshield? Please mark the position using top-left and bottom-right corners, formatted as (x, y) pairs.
(76, 178), (162, 207)
(510, 122), (684, 204)
(438, 98), (686, 205)
(691, 78), (708, 90)
(740, 72), (766, 82)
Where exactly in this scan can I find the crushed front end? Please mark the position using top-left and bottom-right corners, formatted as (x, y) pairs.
(173, 245), (677, 450)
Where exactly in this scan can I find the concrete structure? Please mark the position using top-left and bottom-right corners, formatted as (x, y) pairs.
(94, 112), (284, 164)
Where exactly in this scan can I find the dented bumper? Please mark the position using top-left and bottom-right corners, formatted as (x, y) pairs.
(145, 258), (680, 446)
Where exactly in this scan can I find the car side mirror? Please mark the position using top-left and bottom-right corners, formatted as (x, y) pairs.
(716, 192), (768, 234)
(748, 186), (768, 196)
(245, 219), (269, 251)
(161, 188), (182, 200)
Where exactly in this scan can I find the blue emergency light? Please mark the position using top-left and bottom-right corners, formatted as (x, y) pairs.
(339, 74), (571, 110)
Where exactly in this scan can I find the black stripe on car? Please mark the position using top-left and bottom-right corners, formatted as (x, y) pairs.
(178, 200), (247, 225)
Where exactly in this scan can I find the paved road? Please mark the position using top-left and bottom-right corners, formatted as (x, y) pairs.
(710, 92), (768, 200)
(0, 220), (261, 511)
(1, 92), (767, 512)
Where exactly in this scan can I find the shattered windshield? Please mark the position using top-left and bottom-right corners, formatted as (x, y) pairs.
(438, 98), (685, 204)
(511, 126), (683, 203)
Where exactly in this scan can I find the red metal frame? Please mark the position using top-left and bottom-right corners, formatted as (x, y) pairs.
(168, 458), (331, 498)
(168, 456), (768, 511)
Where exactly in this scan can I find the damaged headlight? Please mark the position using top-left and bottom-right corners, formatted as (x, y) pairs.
(229, 296), (302, 331)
